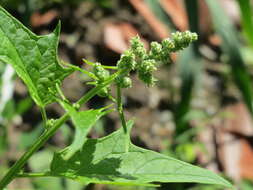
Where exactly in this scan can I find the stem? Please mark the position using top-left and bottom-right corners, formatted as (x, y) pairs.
(39, 107), (48, 129)
(16, 172), (52, 178)
(82, 59), (117, 70)
(77, 72), (118, 106)
(101, 65), (118, 70)
(56, 83), (67, 101)
(116, 85), (129, 152)
(63, 61), (98, 80)
(0, 113), (68, 189)
(0, 73), (119, 189)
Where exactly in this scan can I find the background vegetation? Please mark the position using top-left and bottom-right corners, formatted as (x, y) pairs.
(1, 0), (253, 189)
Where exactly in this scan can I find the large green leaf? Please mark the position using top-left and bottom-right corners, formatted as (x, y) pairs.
(49, 121), (232, 187)
(0, 6), (73, 107)
(59, 101), (111, 160)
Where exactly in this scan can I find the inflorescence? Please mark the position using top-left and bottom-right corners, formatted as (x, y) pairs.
(90, 30), (198, 97)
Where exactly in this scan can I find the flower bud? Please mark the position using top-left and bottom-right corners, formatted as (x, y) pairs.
(137, 59), (157, 73)
(97, 87), (110, 97)
(117, 50), (136, 71)
(115, 76), (132, 88)
(149, 42), (162, 60)
(93, 62), (110, 81)
(130, 36), (143, 50)
(138, 71), (156, 86)
(162, 39), (175, 52)
(170, 31), (198, 51)
(130, 36), (146, 59)
(137, 59), (157, 86)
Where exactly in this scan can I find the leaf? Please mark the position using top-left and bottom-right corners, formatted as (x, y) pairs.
(49, 121), (232, 188)
(0, 6), (73, 107)
(184, 0), (199, 38)
(175, 47), (199, 134)
(205, 0), (253, 115)
(59, 101), (112, 160)
(237, 0), (253, 47)
(175, 0), (201, 134)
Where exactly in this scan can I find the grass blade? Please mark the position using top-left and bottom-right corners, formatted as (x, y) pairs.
(205, 0), (253, 114)
(175, 46), (200, 134)
(237, 0), (253, 47)
(184, 0), (199, 53)
(175, 0), (200, 134)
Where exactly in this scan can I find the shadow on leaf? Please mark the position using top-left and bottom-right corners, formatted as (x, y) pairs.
(51, 137), (136, 182)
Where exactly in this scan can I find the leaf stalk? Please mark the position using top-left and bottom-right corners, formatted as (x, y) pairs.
(116, 85), (129, 153)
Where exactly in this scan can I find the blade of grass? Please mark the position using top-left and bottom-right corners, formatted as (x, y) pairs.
(174, 0), (200, 134)
(205, 0), (253, 114)
(175, 46), (201, 134)
(184, 0), (199, 54)
(237, 0), (253, 47)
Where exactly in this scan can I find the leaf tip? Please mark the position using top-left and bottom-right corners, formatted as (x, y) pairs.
(53, 21), (61, 37)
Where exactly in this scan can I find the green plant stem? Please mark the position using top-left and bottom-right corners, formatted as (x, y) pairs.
(77, 72), (118, 106)
(16, 172), (52, 178)
(82, 59), (117, 70)
(0, 72), (119, 189)
(116, 85), (129, 152)
(101, 65), (118, 70)
(0, 113), (68, 189)
(56, 83), (67, 102)
(62, 61), (98, 80)
(39, 107), (48, 129)
(16, 172), (69, 179)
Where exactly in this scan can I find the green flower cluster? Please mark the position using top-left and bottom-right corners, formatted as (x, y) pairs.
(89, 31), (197, 95)
(92, 62), (111, 97)
(162, 31), (198, 52)
(116, 31), (198, 87)
(115, 50), (135, 88)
